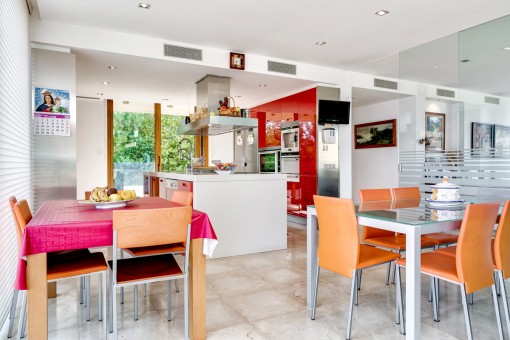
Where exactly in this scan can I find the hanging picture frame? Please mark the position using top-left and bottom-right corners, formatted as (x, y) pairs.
(425, 112), (445, 151)
(354, 119), (396, 149)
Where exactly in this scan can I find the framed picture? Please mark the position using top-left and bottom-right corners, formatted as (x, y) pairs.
(354, 119), (396, 149)
(229, 52), (245, 70)
(425, 112), (445, 151)
(471, 122), (494, 150)
(494, 125), (510, 150)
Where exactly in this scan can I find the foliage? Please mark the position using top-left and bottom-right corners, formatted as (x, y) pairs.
(357, 127), (393, 146)
(161, 114), (194, 172)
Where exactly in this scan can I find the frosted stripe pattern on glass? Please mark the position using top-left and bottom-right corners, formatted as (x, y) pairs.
(0, 0), (32, 328)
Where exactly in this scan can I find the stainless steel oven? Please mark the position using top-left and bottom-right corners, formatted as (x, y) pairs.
(281, 155), (299, 182)
(258, 147), (280, 174)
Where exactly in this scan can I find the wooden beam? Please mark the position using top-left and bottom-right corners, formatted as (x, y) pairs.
(154, 103), (161, 171)
(107, 99), (114, 188)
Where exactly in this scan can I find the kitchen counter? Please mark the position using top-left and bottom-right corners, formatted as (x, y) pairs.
(144, 171), (287, 258)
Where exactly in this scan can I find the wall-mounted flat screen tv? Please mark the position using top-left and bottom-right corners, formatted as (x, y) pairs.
(318, 100), (350, 125)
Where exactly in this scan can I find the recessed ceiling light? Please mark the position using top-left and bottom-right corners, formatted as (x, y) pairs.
(235, 95), (242, 98)
(258, 84), (267, 87)
(138, 3), (150, 9)
(504, 46), (510, 50)
(432, 65), (440, 69)
(97, 93), (103, 96)
(167, 105), (173, 108)
(460, 59), (470, 63)
(315, 41), (326, 46)
(122, 101), (130, 105)
(107, 65), (118, 70)
(162, 98), (168, 101)
(375, 10), (389, 16)
(102, 81), (110, 85)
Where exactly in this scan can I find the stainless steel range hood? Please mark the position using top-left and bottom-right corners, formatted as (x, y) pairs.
(177, 115), (258, 136)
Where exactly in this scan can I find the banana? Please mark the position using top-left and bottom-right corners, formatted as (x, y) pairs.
(90, 187), (101, 202)
(98, 186), (109, 202)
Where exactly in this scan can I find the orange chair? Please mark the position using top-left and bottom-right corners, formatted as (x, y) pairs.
(395, 202), (503, 338)
(171, 190), (193, 206)
(11, 199), (108, 339)
(359, 189), (435, 285)
(311, 195), (400, 339)
(392, 187), (459, 247)
(109, 206), (192, 340)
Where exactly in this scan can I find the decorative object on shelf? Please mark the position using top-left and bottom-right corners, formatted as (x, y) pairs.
(471, 122), (494, 150)
(425, 112), (445, 151)
(354, 119), (396, 149)
(218, 97), (241, 117)
(229, 52), (245, 70)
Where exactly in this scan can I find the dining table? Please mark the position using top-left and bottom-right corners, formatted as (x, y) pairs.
(19, 196), (217, 340)
(306, 198), (474, 340)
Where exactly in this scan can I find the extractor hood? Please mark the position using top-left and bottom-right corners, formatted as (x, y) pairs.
(177, 115), (258, 136)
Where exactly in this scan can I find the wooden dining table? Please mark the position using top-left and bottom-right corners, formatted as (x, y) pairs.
(19, 197), (217, 340)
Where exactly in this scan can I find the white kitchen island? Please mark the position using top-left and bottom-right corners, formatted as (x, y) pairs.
(144, 172), (288, 258)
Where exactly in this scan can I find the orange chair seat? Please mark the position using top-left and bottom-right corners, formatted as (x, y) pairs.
(109, 254), (182, 284)
(357, 244), (400, 269)
(47, 252), (108, 281)
(124, 243), (185, 257)
(396, 252), (460, 283)
(422, 233), (458, 245)
(364, 235), (435, 250)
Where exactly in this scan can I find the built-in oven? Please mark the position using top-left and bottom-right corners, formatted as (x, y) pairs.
(258, 147), (280, 174)
(281, 155), (299, 182)
(281, 121), (300, 153)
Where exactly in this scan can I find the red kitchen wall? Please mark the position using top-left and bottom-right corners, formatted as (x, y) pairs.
(250, 88), (317, 217)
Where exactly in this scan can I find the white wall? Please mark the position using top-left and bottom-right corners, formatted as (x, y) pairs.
(76, 98), (107, 197)
(208, 132), (234, 163)
(352, 99), (399, 202)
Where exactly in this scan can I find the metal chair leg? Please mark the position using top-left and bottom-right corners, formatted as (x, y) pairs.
(80, 276), (84, 304)
(391, 252), (400, 284)
(134, 285), (139, 321)
(17, 291), (27, 340)
(120, 251), (124, 304)
(498, 270), (510, 337)
(460, 284), (473, 340)
(168, 281), (172, 321)
(346, 269), (357, 340)
(396, 265), (405, 335)
(144, 283), (147, 297)
(468, 293), (474, 305)
(432, 278), (439, 322)
(395, 267), (400, 325)
(311, 265), (320, 320)
(112, 282), (118, 340)
(85, 276), (91, 321)
(428, 280), (433, 302)
(385, 261), (392, 285)
(354, 270), (359, 307)
(109, 274), (114, 333)
(496, 274), (501, 296)
(492, 283), (504, 340)
(7, 289), (19, 338)
(435, 278), (440, 320)
(175, 280), (180, 293)
(101, 272), (107, 338)
(98, 273), (103, 321)
(184, 276), (189, 340)
(357, 270), (362, 291)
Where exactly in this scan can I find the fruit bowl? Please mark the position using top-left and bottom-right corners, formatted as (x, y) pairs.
(78, 197), (139, 209)
(214, 162), (237, 175)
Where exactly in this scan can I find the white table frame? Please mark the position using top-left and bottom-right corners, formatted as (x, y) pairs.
(306, 206), (462, 339)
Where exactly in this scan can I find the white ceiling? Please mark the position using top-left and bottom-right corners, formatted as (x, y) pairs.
(33, 0), (510, 111)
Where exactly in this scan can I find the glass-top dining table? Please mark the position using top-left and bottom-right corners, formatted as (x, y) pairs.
(306, 198), (489, 339)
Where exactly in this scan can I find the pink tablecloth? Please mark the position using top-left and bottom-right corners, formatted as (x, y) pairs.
(17, 197), (217, 290)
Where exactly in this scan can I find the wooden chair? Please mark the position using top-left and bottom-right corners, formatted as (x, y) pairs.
(109, 206), (192, 339)
(395, 202), (503, 339)
(311, 195), (400, 339)
(391, 187), (459, 247)
(359, 189), (435, 285)
(11, 199), (108, 339)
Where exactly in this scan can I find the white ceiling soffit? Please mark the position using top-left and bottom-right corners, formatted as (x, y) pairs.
(352, 87), (405, 107)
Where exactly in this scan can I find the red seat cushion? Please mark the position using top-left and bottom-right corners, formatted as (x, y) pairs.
(47, 252), (108, 281)
(109, 254), (183, 284)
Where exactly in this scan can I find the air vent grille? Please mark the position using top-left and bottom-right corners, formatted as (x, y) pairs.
(485, 96), (500, 105)
(163, 44), (202, 61)
(436, 88), (456, 98)
(373, 78), (398, 90)
(268, 61), (296, 75)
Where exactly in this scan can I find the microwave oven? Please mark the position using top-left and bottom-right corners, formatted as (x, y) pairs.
(281, 121), (300, 154)
(258, 149), (280, 174)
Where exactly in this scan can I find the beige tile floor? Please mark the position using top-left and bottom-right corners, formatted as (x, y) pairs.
(1, 226), (507, 339)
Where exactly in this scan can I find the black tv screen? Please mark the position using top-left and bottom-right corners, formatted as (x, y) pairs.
(318, 100), (350, 125)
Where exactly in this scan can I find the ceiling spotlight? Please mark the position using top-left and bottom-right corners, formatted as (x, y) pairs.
(258, 84), (267, 87)
(122, 101), (130, 105)
(504, 46), (510, 50)
(97, 93), (104, 96)
(102, 81), (110, 85)
(315, 41), (326, 46)
(107, 65), (118, 70)
(460, 59), (470, 63)
(375, 10), (389, 16)
(235, 95), (242, 98)
(162, 98), (169, 101)
(138, 3), (151, 9)
(167, 105), (173, 108)
(432, 65), (440, 69)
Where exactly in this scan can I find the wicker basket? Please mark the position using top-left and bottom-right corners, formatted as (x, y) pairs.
(219, 97), (241, 117)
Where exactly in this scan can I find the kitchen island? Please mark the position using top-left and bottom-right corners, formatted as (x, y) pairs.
(144, 172), (287, 258)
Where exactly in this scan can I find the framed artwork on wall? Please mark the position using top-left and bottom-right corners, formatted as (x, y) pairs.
(229, 52), (245, 70)
(494, 124), (510, 149)
(471, 122), (494, 150)
(425, 112), (445, 151)
(354, 119), (396, 149)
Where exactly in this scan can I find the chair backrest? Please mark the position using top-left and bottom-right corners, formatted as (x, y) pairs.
(456, 202), (499, 294)
(494, 200), (510, 276)
(313, 195), (359, 278)
(113, 206), (192, 249)
(171, 190), (193, 207)
(8, 196), (22, 250)
(359, 189), (394, 240)
(391, 187), (421, 200)
(13, 199), (32, 234)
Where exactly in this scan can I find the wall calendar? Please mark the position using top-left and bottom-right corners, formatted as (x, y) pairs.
(33, 87), (71, 136)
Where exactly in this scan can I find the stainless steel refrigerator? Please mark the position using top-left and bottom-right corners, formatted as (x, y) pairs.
(233, 128), (258, 173)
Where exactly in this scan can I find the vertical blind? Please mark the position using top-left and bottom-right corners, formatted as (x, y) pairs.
(0, 0), (32, 328)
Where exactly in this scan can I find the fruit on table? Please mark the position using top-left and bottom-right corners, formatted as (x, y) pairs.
(121, 190), (136, 200)
(109, 194), (122, 202)
(216, 162), (237, 171)
(89, 187), (136, 202)
(107, 187), (118, 196)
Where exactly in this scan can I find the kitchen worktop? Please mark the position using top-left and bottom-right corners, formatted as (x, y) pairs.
(145, 171), (286, 182)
